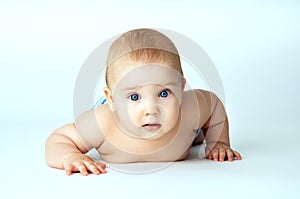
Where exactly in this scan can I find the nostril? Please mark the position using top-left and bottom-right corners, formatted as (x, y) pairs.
(145, 111), (158, 116)
(144, 105), (160, 116)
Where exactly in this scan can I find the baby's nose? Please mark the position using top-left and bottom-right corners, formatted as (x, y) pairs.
(144, 104), (160, 116)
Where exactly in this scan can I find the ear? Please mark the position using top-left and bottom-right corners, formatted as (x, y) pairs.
(178, 78), (186, 105)
(181, 78), (186, 92)
(103, 86), (114, 110)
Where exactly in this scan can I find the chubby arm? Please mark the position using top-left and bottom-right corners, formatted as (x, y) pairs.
(45, 123), (106, 175)
(196, 90), (242, 161)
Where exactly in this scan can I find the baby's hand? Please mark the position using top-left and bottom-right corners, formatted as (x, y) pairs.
(205, 142), (242, 162)
(62, 154), (107, 176)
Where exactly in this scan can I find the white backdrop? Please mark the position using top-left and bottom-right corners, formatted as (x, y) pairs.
(1, 1), (299, 199)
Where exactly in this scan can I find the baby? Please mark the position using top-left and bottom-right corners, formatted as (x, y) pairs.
(45, 28), (241, 176)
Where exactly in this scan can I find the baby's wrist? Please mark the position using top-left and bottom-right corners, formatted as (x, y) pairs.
(206, 141), (230, 147)
(61, 152), (83, 168)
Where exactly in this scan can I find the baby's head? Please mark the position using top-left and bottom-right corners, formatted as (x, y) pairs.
(104, 29), (186, 139)
(105, 28), (183, 88)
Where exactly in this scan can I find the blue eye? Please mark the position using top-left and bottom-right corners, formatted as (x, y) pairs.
(159, 90), (170, 98)
(129, 93), (140, 101)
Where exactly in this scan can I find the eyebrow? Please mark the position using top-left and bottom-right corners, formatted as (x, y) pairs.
(121, 82), (178, 92)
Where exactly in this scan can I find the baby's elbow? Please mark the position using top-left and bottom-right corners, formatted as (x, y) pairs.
(45, 135), (55, 167)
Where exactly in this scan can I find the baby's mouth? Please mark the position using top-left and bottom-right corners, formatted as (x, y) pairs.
(142, 123), (162, 131)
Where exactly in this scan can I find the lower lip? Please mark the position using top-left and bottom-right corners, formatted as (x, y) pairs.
(143, 124), (161, 131)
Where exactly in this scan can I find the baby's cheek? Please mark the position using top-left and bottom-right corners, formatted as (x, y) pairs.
(127, 106), (141, 126)
(165, 101), (180, 124)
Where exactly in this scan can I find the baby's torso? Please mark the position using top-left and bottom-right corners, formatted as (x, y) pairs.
(93, 90), (207, 163)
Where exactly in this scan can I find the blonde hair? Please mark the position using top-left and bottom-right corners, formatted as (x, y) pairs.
(106, 28), (182, 87)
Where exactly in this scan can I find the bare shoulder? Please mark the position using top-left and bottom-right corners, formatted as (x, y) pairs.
(93, 104), (113, 127)
(53, 122), (75, 132)
(52, 122), (78, 137)
(93, 104), (117, 137)
(182, 89), (213, 108)
(73, 105), (111, 149)
(182, 89), (219, 126)
(76, 104), (111, 127)
(194, 89), (219, 107)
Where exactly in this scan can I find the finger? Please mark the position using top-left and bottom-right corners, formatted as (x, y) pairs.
(84, 161), (101, 175)
(206, 152), (213, 160)
(233, 151), (242, 160)
(226, 149), (234, 161)
(88, 161), (107, 174)
(219, 148), (226, 162)
(95, 161), (106, 169)
(205, 148), (212, 160)
(74, 162), (89, 176)
(95, 161), (107, 169)
(65, 165), (76, 176)
(95, 162), (107, 173)
(212, 148), (219, 161)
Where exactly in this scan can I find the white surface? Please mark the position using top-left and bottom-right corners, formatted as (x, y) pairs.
(1, 1), (300, 199)
(2, 125), (300, 199)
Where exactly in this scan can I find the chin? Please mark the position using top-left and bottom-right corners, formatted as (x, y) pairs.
(144, 129), (170, 140)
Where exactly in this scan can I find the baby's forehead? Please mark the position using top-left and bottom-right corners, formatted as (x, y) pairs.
(114, 63), (182, 77)
(111, 64), (183, 89)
